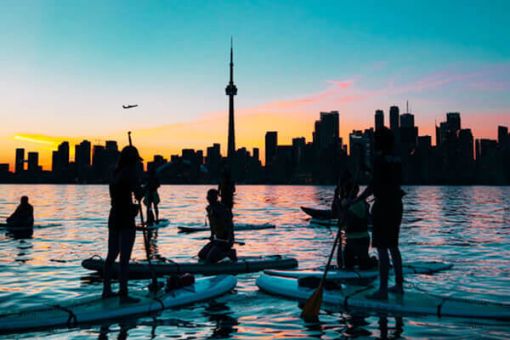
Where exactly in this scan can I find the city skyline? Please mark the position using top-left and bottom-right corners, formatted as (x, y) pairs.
(1, 1), (509, 169)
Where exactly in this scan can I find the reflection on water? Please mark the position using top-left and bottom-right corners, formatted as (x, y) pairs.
(0, 184), (509, 338)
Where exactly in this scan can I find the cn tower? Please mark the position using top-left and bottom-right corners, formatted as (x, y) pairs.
(225, 38), (237, 160)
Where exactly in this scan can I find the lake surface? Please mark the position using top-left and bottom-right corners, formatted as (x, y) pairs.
(1, 185), (509, 339)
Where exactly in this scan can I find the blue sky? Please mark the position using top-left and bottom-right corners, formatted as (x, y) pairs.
(0, 0), (509, 166)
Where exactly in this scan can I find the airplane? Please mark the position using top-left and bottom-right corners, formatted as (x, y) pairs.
(122, 104), (138, 109)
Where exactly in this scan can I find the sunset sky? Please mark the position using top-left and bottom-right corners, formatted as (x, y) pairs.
(1, 0), (509, 169)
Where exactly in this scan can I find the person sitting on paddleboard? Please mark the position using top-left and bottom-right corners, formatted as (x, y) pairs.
(6, 196), (34, 228)
(143, 166), (161, 226)
(338, 179), (373, 270)
(198, 189), (237, 263)
(358, 127), (405, 300)
(218, 168), (235, 212)
(103, 145), (144, 303)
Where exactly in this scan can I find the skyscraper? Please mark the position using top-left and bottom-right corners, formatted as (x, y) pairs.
(265, 131), (278, 166)
(375, 109), (384, 130)
(446, 112), (461, 134)
(27, 152), (39, 174)
(225, 39), (238, 160)
(314, 111), (340, 150)
(15, 148), (25, 174)
(389, 106), (399, 132)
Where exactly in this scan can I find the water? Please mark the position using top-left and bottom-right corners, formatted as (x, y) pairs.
(0, 185), (509, 339)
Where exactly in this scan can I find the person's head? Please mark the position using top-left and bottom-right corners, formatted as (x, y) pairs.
(374, 127), (395, 155)
(116, 146), (142, 172)
(340, 179), (358, 199)
(207, 189), (219, 205)
(20, 196), (29, 204)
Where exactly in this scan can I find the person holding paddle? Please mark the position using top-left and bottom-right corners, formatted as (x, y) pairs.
(359, 127), (405, 300)
(198, 189), (237, 263)
(102, 145), (144, 303)
(143, 166), (161, 226)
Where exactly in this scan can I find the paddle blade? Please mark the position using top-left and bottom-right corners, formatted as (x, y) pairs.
(300, 285), (324, 322)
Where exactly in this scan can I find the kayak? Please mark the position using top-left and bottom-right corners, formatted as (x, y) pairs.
(301, 207), (334, 220)
(0, 275), (236, 333)
(0, 223), (61, 230)
(265, 261), (453, 281)
(136, 218), (170, 230)
(256, 274), (510, 320)
(178, 223), (275, 233)
(82, 255), (298, 278)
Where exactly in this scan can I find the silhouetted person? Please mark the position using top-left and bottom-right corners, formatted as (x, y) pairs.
(103, 145), (144, 303)
(359, 127), (405, 300)
(144, 167), (161, 226)
(6, 196), (34, 228)
(198, 189), (237, 263)
(339, 180), (373, 270)
(218, 168), (235, 212)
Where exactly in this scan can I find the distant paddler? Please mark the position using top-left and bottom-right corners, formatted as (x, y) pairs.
(198, 189), (237, 263)
(6, 196), (34, 229)
(102, 144), (144, 303)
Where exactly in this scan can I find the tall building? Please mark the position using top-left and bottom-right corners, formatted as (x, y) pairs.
(27, 152), (39, 174)
(265, 131), (278, 166)
(15, 148), (25, 174)
(446, 112), (461, 134)
(52, 141), (70, 175)
(313, 111), (340, 150)
(389, 106), (399, 132)
(225, 39), (238, 160)
(75, 140), (91, 168)
(400, 113), (415, 128)
(498, 126), (509, 147)
(375, 109), (384, 130)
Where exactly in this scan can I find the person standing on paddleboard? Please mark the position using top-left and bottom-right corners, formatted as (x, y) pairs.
(144, 166), (161, 226)
(103, 145), (144, 303)
(358, 127), (405, 300)
(198, 189), (237, 263)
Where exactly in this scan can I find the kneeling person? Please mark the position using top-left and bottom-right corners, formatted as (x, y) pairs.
(341, 183), (373, 270)
(198, 189), (237, 263)
(7, 196), (34, 228)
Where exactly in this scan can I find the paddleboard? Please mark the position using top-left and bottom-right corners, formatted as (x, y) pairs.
(136, 218), (170, 230)
(0, 223), (62, 230)
(256, 274), (510, 320)
(82, 255), (298, 278)
(265, 261), (453, 281)
(178, 223), (275, 233)
(0, 275), (236, 333)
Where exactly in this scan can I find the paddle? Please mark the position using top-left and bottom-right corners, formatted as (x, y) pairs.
(129, 131), (162, 293)
(300, 223), (342, 322)
(197, 237), (245, 246)
(301, 173), (358, 321)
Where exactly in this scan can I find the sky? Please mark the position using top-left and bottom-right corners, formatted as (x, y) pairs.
(0, 0), (509, 169)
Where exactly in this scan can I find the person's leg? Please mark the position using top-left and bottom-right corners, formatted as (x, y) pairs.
(377, 248), (390, 294)
(358, 238), (372, 270)
(154, 203), (159, 224)
(103, 228), (121, 297)
(206, 241), (229, 263)
(337, 241), (344, 269)
(198, 242), (213, 260)
(343, 240), (355, 269)
(118, 228), (136, 297)
(367, 247), (389, 300)
(389, 247), (404, 293)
